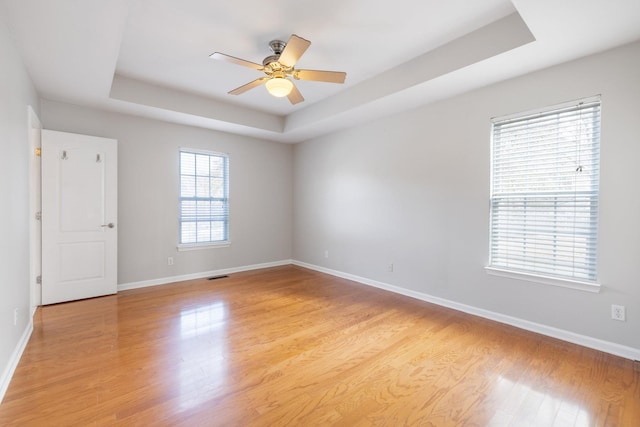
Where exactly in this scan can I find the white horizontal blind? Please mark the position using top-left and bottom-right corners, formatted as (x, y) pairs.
(489, 99), (600, 281)
(179, 150), (229, 244)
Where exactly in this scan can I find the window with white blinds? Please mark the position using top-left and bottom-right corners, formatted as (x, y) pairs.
(179, 149), (229, 245)
(489, 98), (601, 282)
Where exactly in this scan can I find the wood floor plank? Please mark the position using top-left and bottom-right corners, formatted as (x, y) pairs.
(0, 265), (638, 426)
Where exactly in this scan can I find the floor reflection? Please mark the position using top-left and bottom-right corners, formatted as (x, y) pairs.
(488, 375), (590, 426)
(180, 301), (227, 338)
(178, 301), (229, 410)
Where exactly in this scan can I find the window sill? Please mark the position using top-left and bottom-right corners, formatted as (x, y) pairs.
(177, 241), (230, 252)
(485, 266), (601, 293)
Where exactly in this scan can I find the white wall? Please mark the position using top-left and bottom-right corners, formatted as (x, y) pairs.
(293, 40), (640, 353)
(0, 8), (40, 396)
(41, 101), (293, 285)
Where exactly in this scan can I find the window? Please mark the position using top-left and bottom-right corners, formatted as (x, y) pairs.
(179, 149), (229, 246)
(489, 97), (600, 284)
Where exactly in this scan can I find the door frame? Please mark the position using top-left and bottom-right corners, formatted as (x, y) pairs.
(28, 106), (42, 313)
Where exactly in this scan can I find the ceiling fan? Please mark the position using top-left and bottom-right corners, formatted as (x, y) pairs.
(210, 34), (347, 105)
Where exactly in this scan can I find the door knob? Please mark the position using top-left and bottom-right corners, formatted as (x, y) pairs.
(101, 223), (115, 229)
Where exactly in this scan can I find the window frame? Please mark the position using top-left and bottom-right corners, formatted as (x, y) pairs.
(486, 97), (602, 293)
(177, 148), (230, 251)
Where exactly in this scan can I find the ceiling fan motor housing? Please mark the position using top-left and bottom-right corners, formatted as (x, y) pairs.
(263, 40), (291, 75)
(262, 55), (281, 67)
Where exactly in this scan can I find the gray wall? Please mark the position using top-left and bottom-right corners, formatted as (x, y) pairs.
(0, 9), (39, 386)
(41, 101), (293, 285)
(293, 40), (640, 351)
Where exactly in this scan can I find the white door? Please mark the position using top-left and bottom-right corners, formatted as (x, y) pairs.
(41, 130), (117, 305)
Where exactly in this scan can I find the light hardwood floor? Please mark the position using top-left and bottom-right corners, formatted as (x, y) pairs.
(0, 265), (638, 426)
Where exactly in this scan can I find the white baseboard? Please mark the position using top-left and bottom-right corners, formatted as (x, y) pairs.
(292, 260), (640, 361)
(118, 259), (293, 291)
(0, 320), (33, 404)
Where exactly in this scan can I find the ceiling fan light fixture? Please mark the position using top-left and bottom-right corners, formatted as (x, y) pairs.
(265, 77), (293, 97)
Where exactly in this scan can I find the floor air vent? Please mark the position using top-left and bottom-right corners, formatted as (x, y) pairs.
(207, 275), (229, 281)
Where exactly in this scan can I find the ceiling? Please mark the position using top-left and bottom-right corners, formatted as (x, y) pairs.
(3, 0), (640, 143)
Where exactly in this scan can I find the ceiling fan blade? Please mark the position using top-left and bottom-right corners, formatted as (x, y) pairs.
(294, 69), (346, 84)
(229, 77), (269, 95)
(278, 34), (311, 68)
(210, 52), (264, 71)
(287, 82), (304, 105)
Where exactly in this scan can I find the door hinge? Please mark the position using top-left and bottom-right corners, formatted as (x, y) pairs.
(35, 147), (41, 157)
(36, 275), (42, 285)
(35, 211), (42, 221)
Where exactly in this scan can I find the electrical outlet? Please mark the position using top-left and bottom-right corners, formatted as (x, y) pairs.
(167, 257), (174, 266)
(324, 250), (329, 259)
(611, 304), (626, 321)
(13, 308), (18, 326)
(387, 263), (394, 272)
